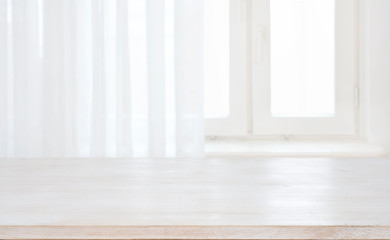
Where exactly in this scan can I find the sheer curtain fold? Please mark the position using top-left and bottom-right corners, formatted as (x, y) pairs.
(0, 0), (204, 158)
(146, 0), (166, 157)
(175, 0), (204, 157)
(0, 0), (7, 156)
(115, 0), (132, 157)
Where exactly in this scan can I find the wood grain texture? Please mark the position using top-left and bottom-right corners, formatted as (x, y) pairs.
(2, 225), (390, 239)
(1, 158), (390, 239)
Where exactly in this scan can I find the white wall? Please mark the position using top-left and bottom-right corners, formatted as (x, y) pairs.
(364, 0), (390, 152)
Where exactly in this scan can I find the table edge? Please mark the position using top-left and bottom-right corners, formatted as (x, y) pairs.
(2, 225), (390, 239)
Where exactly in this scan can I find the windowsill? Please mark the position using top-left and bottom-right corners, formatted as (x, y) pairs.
(205, 139), (387, 158)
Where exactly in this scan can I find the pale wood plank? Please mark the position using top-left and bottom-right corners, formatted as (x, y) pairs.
(1, 158), (390, 239)
(2, 225), (390, 240)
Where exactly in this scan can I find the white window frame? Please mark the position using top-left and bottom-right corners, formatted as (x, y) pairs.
(205, 0), (248, 136)
(205, 0), (360, 138)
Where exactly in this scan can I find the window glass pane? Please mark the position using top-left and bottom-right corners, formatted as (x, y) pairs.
(204, 0), (230, 118)
(271, 0), (335, 117)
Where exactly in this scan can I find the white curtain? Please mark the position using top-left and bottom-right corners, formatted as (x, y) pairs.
(0, 0), (204, 158)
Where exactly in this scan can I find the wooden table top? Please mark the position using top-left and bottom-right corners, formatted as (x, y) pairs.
(1, 158), (390, 239)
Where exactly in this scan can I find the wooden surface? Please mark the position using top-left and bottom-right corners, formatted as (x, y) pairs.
(1, 158), (390, 239)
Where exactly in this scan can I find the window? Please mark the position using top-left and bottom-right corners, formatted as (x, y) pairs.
(204, 0), (230, 119)
(204, 0), (248, 135)
(205, 0), (359, 138)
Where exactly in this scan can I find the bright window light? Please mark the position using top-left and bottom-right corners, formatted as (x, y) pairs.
(204, 0), (230, 118)
(271, 0), (335, 117)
